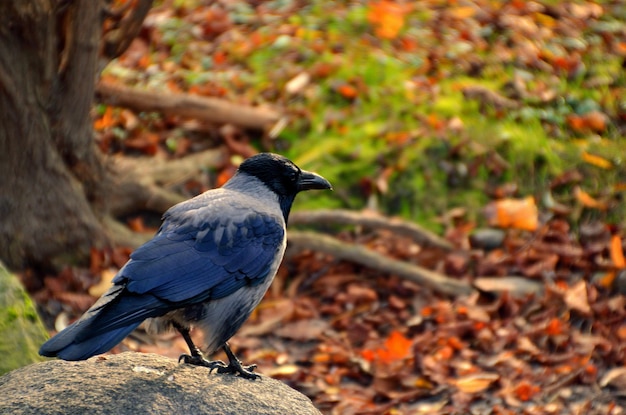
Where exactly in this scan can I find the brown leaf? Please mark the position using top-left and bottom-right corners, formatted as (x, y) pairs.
(275, 319), (330, 341)
(239, 298), (294, 337)
(564, 280), (592, 315)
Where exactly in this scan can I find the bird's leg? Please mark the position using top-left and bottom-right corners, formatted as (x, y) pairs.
(174, 324), (258, 379)
(174, 323), (226, 369)
(220, 342), (259, 380)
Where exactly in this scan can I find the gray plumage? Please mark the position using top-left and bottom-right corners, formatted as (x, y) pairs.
(39, 153), (331, 378)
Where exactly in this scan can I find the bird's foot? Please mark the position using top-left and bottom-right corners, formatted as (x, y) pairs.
(178, 353), (259, 380)
(215, 357), (259, 380)
(178, 353), (214, 367)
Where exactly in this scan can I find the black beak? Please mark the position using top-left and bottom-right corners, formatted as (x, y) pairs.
(298, 170), (332, 192)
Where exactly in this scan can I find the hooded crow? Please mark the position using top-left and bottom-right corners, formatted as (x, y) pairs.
(39, 153), (332, 379)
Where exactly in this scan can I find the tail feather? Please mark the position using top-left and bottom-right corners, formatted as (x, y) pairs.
(39, 284), (170, 360)
(42, 324), (140, 361)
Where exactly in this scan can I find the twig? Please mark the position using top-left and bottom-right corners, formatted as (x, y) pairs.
(290, 209), (453, 251)
(96, 81), (283, 130)
(287, 231), (474, 297)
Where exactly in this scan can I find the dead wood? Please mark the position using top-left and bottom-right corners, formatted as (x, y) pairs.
(96, 81), (283, 130)
(290, 209), (454, 251)
(107, 146), (227, 217)
(287, 231), (474, 297)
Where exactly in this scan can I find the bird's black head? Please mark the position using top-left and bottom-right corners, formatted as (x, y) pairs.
(237, 153), (332, 221)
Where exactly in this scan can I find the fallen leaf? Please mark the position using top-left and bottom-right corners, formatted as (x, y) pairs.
(564, 280), (591, 315)
(582, 151), (612, 169)
(448, 6), (476, 19)
(275, 319), (330, 341)
(574, 187), (607, 210)
(455, 373), (499, 393)
(361, 330), (412, 364)
(94, 106), (116, 130)
(484, 196), (538, 231)
(514, 380), (540, 401)
(367, 1), (410, 39)
(336, 83), (359, 99)
(88, 268), (117, 297)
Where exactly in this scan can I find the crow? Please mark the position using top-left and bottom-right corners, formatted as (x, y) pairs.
(39, 153), (332, 379)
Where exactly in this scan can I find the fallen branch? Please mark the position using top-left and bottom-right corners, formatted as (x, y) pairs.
(290, 209), (453, 251)
(287, 231), (474, 297)
(96, 81), (283, 130)
(107, 146), (227, 217)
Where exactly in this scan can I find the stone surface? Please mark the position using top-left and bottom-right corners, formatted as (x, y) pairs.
(0, 352), (321, 415)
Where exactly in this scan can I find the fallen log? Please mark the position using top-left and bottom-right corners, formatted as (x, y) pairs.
(96, 81), (282, 130)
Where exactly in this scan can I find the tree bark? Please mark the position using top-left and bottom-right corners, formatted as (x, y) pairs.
(0, 1), (108, 270)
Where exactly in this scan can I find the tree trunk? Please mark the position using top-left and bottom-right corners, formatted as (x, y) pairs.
(0, 1), (108, 270)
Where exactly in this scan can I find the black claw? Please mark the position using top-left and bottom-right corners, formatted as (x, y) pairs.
(178, 352), (259, 379)
(174, 323), (260, 380)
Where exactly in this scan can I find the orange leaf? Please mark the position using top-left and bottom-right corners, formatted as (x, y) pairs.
(611, 235), (625, 268)
(584, 111), (607, 132)
(597, 271), (616, 289)
(426, 113), (445, 130)
(380, 330), (412, 363)
(336, 84), (358, 99)
(361, 330), (412, 364)
(213, 50), (227, 65)
(566, 114), (587, 131)
(585, 363), (598, 377)
(448, 6), (476, 19)
(582, 151), (612, 169)
(574, 187), (607, 210)
(514, 381), (539, 401)
(434, 345), (454, 361)
(367, 1), (410, 39)
(127, 216), (146, 232)
(545, 317), (564, 336)
(216, 166), (236, 187)
(485, 196), (538, 231)
(137, 54), (151, 69)
(94, 106), (116, 130)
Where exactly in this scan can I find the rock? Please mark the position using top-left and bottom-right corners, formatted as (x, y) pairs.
(0, 352), (321, 415)
(0, 262), (48, 374)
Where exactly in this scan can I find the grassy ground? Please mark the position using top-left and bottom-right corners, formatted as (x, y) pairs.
(107, 0), (626, 232)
